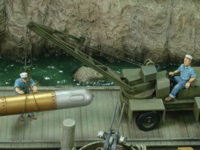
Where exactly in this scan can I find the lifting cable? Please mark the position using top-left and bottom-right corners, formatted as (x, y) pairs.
(23, 28), (39, 113)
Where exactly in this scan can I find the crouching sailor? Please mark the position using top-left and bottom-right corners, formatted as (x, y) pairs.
(14, 72), (38, 121)
(165, 54), (197, 101)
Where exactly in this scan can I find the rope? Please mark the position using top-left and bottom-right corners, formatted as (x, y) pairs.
(25, 29), (28, 70)
(22, 81), (40, 113)
(23, 81), (40, 113)
(28, 30), (33, 66)
(23, 83), (29, 113)
(27, 81), (40, 112)
(23, 28), (39, 113)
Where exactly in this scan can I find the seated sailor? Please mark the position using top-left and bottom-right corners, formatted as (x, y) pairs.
(165, 54), (196, 101)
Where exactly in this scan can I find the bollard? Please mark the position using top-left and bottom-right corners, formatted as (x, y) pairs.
(61, 119), (76, 150)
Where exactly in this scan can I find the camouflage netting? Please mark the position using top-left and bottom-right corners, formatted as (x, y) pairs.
(1, 0), (200, 65)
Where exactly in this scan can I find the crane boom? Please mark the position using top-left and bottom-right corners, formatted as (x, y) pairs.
(27, 21), (135, 92)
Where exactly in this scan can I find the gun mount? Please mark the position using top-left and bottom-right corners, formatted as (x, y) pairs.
(78, 102), (147, 150)
(27, 21), (200, 131)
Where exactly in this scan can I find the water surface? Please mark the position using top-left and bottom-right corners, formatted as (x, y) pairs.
(0, 54), (139, 86)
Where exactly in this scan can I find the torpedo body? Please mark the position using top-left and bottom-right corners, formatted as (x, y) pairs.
(0, 89), (93, 116)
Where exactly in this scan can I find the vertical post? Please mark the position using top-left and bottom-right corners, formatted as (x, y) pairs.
(61, 119), (76, 150)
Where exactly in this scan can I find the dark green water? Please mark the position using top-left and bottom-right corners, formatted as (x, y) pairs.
(0, 54), (178, 87)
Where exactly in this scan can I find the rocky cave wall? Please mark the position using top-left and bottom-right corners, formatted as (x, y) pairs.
(1, 0), (200, 65)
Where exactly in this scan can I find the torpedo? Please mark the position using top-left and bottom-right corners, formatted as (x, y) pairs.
(0, 88), (93, 116)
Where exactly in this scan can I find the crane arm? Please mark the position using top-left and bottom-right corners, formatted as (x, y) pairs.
(27, 21), (135, 92)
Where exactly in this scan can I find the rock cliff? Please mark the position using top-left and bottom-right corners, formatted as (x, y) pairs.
(1, 0), (200, 65)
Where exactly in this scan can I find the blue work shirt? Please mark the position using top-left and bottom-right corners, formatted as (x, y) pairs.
(178, 64), (196, 81)
(14, 78), (36, 95)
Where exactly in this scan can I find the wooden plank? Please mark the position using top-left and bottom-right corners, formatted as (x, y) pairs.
(183, 112), (196, 145)
(177, 112), (191, 145)
(22, 114), (30, 148)
(172, 112), (187, 146)
(91, 91), (100, 138)
(34, 112), (42, 148)
(30, 109), (39, 148)
(168, 112), (178, 145)
(150, 126), (158, 146)
(0, 116), (7, 148)
(156, 121), (165, 145)
(101, 91), (110, 131)
(107, 91), (116, 130)
(69, 103), (76, 139)
(81, 101), (88, 139)
(57, 109), (65, 147)
(86, 92), (95, 139)
(74, 107), (82, 139)
(160, 112), (172, 146)
(141, 128), (151, 146)
(30, 115), (37, 148)
(153, 116), (163, 146)
(5, 115), (14, 148)
(187, 112), (199, 145)
(95, 91), (106, 135)
(128, 112), (139, 143)
(41, 111), (49, 148)
(54, 110), (61, 143)
(47, 110), (55, 148)
(10, 115), (20, 148)
(193, 112), (200, 138)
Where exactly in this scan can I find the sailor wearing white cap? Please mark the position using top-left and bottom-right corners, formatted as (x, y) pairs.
(20, 72), (28, 78)
(165, 54), (196, 101)
(14, 72), (38, 121)
(185, 54), (193, 60)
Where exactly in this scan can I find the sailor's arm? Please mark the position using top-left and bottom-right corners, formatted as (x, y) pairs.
(185, 77), (196, 89)
(186, 68), (197, 89)
(15, 87), (24, 94)
(169, 70), (180, 76)
(32, 85), (37, 93)
(30, 78), (37, 93)
(188, 77), (196, 83)
(14, 79), (24, 94)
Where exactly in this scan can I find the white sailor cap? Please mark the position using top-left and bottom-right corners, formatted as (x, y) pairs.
(20, 72), (28, 78)
(185, 54), (192, 60)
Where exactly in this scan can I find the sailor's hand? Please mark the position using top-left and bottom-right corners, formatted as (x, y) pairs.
(32, 85), (37, 94)
(169, 72), (175, 76)
(18, 91), (24, 94)
(33, 90), (37, 94)
(185, 82), (190, 89)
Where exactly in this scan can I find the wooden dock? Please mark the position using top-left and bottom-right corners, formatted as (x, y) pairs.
(0, 86), (200, 149)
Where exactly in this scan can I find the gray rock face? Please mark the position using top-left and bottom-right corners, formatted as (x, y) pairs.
(74, 66), (105, 83)
(0, 0), (200, 64)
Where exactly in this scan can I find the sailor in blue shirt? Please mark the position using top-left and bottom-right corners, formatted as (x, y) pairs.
(14, 72), (38, 121)
(165, 54), (196, 101)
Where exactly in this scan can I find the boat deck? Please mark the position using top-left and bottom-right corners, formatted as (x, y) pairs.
(0, 86), (200, 149)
